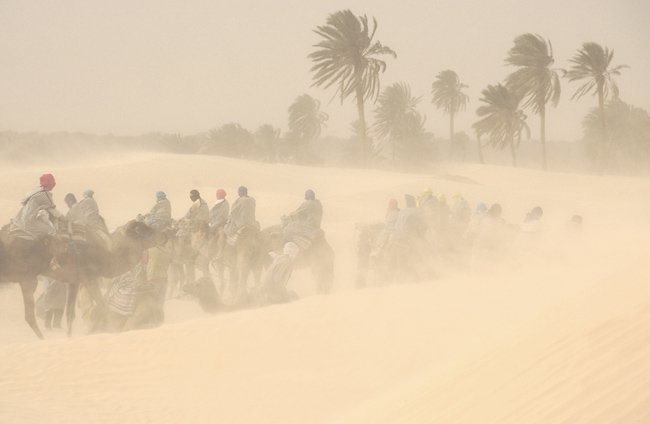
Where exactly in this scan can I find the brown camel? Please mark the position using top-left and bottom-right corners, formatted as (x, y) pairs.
(0, 227), (59, 339)
(0, 220), (165, 339)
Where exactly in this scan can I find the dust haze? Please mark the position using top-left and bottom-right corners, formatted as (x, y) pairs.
(1, 1), (650, 424)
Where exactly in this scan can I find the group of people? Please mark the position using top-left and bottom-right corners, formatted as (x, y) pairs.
(5, 173), (327, 331)
(139, 185), (323, 291)
(8, 174), (109, 329)
(8, 174), (106, 240)
(361, 188), (584, 283)
(4, 173), (587, 335)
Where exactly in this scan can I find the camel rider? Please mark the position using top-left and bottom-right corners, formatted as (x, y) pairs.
(142, 191), (172, 232)
(76, 190), (108, 231)
(64, 193), (85, 224)
(369, 198), (400, 259)
(185, 189), (209, 226)
(385, 198), (400, 233)
(10, 173), (63, 238)
(208, 188), (230, 261)
(71, 189), (110, 250)
(209, 189), (229, 232)
(177, 189), (209, 236)
(282, 189), (323, 245)
(141, 192), (173, 301)
(394, 194), (427, 242)
(224, 186), (257, 239)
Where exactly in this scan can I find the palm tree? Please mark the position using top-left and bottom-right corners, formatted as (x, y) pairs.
(505, 33), (562, 170)
(201, 123), (254, 157)
(287, 94), (329, 142)
(473, 84), (530, 167)
(372, 82), (425, 163)
(309, 9), (396, 158)
(474, 130), (485, 164)
(582, 99), (650, 171)
(431, 70), (469, 158)
(566, 42), (628, 170)
(255, 124), (280, 162)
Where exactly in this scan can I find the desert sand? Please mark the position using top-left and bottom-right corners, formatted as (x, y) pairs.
(1, 151), (649, 423)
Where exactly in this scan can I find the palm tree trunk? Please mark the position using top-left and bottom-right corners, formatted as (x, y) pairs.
(449, 111), (455, 159)
(476, 134), (484, 164)
(540, 103), (548, 171)
(355, 85), (369, 163)
(597, 83), (608, 172)
(509, 135), (517, 167)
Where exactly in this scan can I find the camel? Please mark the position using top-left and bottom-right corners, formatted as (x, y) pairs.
(0, 228), (59, 339)
(220, 225), (263, 305)
(0, 220), (165, 339)
(187, 222), (264, 306)
(354, 222), (387, 288)
(259, 225), (334, 295)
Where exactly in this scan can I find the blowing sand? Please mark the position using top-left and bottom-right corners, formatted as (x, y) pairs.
(1, 152), (649, 423)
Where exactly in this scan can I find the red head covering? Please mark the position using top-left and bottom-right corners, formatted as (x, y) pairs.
(388, 198), (398, 210)
(40, 173), (56, 190)
(216, 189), (226, 200)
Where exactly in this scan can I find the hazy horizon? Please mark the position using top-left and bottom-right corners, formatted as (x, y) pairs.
(1, 0), (648, 141)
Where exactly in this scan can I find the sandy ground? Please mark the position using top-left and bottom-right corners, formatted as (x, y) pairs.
(1, 152), (649, 423)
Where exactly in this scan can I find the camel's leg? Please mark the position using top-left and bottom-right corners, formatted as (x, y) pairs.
(217, 262), (227, 294)
(184, 261), (196, 285)
(20, 279), (43, 340)
(229, 254), (240, 303)
(65, 283), (79, 337)
(85, 278), (108, 334)
(85, 278), (106, 308)
(311, 247), (334, 295)
(167, 262), (181, 298)
(236, 249), (253, 304)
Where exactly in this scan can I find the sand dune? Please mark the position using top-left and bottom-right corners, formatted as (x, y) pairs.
(1, 152), (649, 423)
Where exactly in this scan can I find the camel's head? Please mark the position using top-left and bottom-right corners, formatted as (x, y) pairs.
(122, 220), (167, 249)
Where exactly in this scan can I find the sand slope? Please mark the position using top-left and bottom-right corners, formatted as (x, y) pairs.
(1, 152), (649, 423)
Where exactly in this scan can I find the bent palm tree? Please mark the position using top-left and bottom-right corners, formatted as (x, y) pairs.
(372, 82), (425, 163)
(473, 84), (530, 167)
(567, 42), (628, 170)
(309, 9), (396, 159)
(288, 94), (329, 142)
(431, 70), (469, 158)
(505, 33), (562, 170)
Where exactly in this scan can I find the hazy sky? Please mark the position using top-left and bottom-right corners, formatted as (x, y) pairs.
(1, 0), (648, 141)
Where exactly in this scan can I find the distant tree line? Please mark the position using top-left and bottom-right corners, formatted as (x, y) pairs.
(2, 10), (648, 174)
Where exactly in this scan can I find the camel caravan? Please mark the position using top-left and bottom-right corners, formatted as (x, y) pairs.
(1, 173), (580, 340)
(355, 190), (584, 287)
(0, 174), (334, 339)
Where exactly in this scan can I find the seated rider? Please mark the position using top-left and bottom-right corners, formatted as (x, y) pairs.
(63, 189), (110, 251)
(209, 188), (230, 258)
(141, 191), (172, 232)
(371, 198), (399, 257)
(177, 189), (209, 236)
(76, 189), (109, 233)
(224, 186), (258, 239)
(209, 189), (229, 233)
(10, 173), (64, 238)
(282, 189), (323, 245)
(393, 194), (427, 242)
